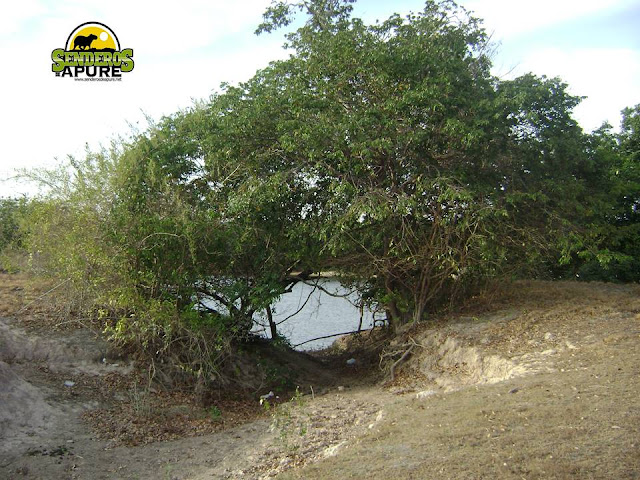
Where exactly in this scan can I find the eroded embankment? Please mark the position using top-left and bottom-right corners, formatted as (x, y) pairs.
(1, 278), (639, 479)
(271, 281), (640, 479)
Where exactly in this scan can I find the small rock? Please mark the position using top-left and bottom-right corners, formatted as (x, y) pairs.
(323, 441), (346, 458)
(337, 386), (345, 392)
(63, 381), (75, 388)
(416, 390), (437, 399)
(259, 391), (275, 405)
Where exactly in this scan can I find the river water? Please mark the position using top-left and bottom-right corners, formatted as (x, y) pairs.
(251, 279), (382, 351)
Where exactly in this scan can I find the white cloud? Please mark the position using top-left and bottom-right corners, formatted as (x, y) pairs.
(54, 0), (273, 55)
(0, 0), (285, 197)
(1, 0), (639, 198)
(0, 0), (49, 38)
(461, 0), (635, 39)
(510, 47), (640, 131)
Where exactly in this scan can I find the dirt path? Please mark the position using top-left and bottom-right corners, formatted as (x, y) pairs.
(0, 309), (385, 480)
(1, 278), (639, 479)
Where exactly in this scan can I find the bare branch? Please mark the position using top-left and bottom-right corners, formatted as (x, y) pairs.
(292, 328), (369, 348)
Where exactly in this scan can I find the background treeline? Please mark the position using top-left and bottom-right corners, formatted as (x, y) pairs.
(1, 0), (638, 387)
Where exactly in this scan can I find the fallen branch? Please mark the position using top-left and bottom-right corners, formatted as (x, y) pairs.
(382, 336), (424, 382)
(292, 329), (370, 348)
(388, 344), (414, 382)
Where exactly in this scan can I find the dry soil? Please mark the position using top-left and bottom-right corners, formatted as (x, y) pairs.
(1, 275), (638, 479)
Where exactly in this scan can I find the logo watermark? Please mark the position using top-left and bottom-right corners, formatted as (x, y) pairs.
(51, 22), (134, 80)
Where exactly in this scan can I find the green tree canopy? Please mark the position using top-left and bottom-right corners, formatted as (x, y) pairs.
(9, 0), (638, 389)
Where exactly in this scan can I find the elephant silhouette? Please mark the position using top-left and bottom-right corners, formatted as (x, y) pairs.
(72, 34), (98, 50)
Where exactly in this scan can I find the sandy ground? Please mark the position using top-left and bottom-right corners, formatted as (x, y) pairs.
(0, 275), (639, 479)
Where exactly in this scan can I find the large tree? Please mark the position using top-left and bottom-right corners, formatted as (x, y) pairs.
(13, 0), (626, 389)
(244, 0), (592, 325)
(565, 105), (640, 281)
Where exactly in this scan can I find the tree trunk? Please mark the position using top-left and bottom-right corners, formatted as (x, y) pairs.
(266, 305), (278, 340)
(384, 275), (402, 332)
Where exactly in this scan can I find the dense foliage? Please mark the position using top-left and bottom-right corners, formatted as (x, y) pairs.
(3, 0), (638, 387)
(0, 198), (26, 255)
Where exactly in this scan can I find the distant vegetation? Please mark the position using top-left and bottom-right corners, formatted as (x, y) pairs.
(2, 0), (638, 388)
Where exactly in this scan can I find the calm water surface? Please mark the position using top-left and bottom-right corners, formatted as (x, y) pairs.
(252, 280), (380, 350)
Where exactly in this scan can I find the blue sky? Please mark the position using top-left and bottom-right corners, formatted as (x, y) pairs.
(1, 0), (638, 197)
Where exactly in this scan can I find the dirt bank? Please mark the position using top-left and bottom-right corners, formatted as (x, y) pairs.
(1, 275), (638, 479)
(279, 281), (640, 479)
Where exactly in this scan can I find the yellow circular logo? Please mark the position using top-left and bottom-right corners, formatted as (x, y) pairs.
(65, 22), (120, 51)
(53, 21), (134, 79)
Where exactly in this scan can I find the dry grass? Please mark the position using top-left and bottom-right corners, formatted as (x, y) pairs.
(278, 280), (640, 479)
(83, 389), (265, 447)
(2, 274), (639, 479)
(0, 272), (98, 332)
